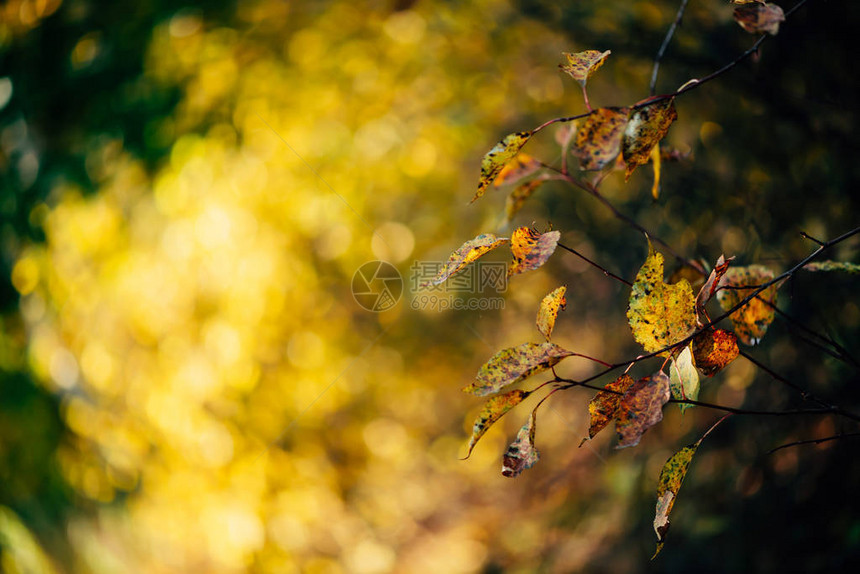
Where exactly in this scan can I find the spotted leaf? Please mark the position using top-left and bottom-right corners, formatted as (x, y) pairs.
(559, 50), (611, 86)
(536, 286), (567, 341)
(692, 329), (739, 376)
(501, 410), (539, 478)
(616, 371), (671, 449)
(472, 131), (533, 202)
(653, 440), (701, 557)
(507, 227), (561, 277)
(622, 98), (678, 180)
(733, 2), (785, 35)
(463, 342), (574, 396)
(716, 265), (782, 346)
(572, 107), (629, 171)
(581, 374), (635, 445)
(803, 260), (860, 275)
(421, 233), (509, 287)
(464, 389), (530, 458)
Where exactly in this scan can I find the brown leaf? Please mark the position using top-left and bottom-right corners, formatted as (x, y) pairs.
(421, 233), (509, 287)
(472, 131), (533, 202)
(692, 329), (739, 376)
(572, 107), (629, 171)
(695, 254), (734, 320)
(536, 286), (567, 341)
(616, 371), (671, 449)
(504, 180), (544, 224)
(581, 374), (635, 445)
(464, 389), (530, 458)
(716, 265), (782, 346)
(622, 98), (678, 180)
(501, 410), (539, 478)
(508, 227), (561, 277)
(463, 342), (574, 396)
(733, 2), (785, 35)
(559, 50), (611, 86)
(494, 153), (543, 187)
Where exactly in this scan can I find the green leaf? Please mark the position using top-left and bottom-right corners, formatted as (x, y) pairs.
(508, 227), (561, 277)
(472, 131), (533, 202)
(616, 371), (670, 449)
(559, 50), (611, 87)
(501, 410), (539, 477)
(464, 342), (574, 396)
(464, 389), (530, 458)
(715, 265), (781, 346)
(536, 286), (567, 341)
(627, 240), (697, 355)
(622, 98), (678, 181)
(421, 233), (509, 287)
(669, 345), (699, 413)
(803, 260), (860, 274)
(572, 107), (629, 171)
(581, 374), (635, 445)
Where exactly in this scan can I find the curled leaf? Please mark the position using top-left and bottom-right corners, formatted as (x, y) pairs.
(505, 180), (544, 224)
(464, 389), (529, 458)
(716, 265), (781, 346)
(472, 131), (533, 202)
(421, 234), (509, 287)
(654, 440), (701, 553)
(559, 50), (611, 86)
(508, 227), (561, 277)
(627, 241), (697, 355)
(695, 254), (734, 320)
(501, 410), (539, 477)
(803, 260), (860, 274)
(669, 345), (699, 413)
(733, 2), (785, 35)
(494, 153), (543, 187)
(616, 371), (671, 449)
(581, 374), (635, 445)
(464, 342), (574, 396)
(692, 328), (739, 376)
(650, 144), (662, 200)
(536, 286), (567, 341)
(572, 107), (630, 171)
(623, 98), (678, 180)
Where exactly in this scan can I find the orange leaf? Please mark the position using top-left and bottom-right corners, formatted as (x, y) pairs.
(472, 131), (533, 202)
(692, 329), (739, 376)
(581, 374), (635, 445)
(622, 98), (678, 180)
(536, 286), (567, 341)
(559, 50), (611, 86)
(494, 153), (543, 187)
(716, 265), (782, 346)
(616, 371), (671, 449)
(507, 227), (561, 277)
(422, 233), (509, 287)
(733, 2), (785, 35)
(464, 342), (574, 396)
(572, 107), (629, 171)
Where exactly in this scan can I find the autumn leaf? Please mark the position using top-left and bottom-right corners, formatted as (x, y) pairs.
(536, 286), (567, 341)
(572, 107), (629, 171)
(501, 410), (539, 477)
(622, 98), (678, 181)
(559, 50), (611, 86)
(669, 345), (699, 413)
(505, 180), (545, 224)
(716, 265), (781, 346)
(494, 153), (543, 187)
(733, 2), (785, 35)
(464, 389), (530, 458)
(650, 144), (662, 200)
(472, 131), (533, 202)
(581, 374), (635, 445)
(692, 328), (739, 376)
(803, 260), (860, 274)
(507, 227), (561, 277)
(421, 233), (509, 287)
(463, 342), (574, 396)
(627, 241), (697, 355)
(616, 371), (671, 449)
(653, 440), (701, 557)
(695, 254), (734, 320)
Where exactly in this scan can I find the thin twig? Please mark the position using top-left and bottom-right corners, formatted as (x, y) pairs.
(768, 431), (860, 454)
(650, 0), (691, 95)
(557, 242), (633, 286)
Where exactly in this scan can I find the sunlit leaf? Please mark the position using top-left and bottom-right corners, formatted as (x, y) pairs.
(463, 342), (574, 396)
(505, 180), (544, 224)
(536, 286), (567, 341)
(716, 265), (781, 346)
(653, 440), (701, 556)
(692, 328), (739, 376)
(421, 233), (509, 287)
(733, 2), (785, 35)
(581, 374), (635, 445)
(464, 389), (530, 458)
(695, 254), (733, 319)
(572, 107), (629, 171)
(669, 345), (699, 413)
(616, 371), (671, 449)
(494, 153), (543, 187)
(622, 98), (678, 181)
(627, 241), (697, 355)
(803, 260), (860, 274)
(472, 131), (533, 202)
(650, 144), (662, 199)
(507, 227), (561, 277)
(501, 410), (539, 477)
(559, 50), (611, 86)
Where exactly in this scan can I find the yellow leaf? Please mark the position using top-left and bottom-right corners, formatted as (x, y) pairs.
(472, 131), (533, 202)
(715, 265), (781, 346)
(507, 227), (561, 277)
(421, 233), (509, 287)
(504, 180), (544, 224)
(669, 345), (699, 413)
(627, 241), (697, 355)
(650, 144), (661, 199)
(494, 153), (543, 187)
(654, 441), (701, 549)
(572, 107), (629, 171)
(623, 98), (678, 181)
(464, 389), (530, 458)
(463, 342), (574, 396)
(536, 285), (567, 341)
(559, 50), (611, 86)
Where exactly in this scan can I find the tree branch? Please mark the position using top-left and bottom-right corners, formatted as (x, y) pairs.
(556, 241), (633, 286)
(650, 0), (690, 96)
(768, 431), (860, 455)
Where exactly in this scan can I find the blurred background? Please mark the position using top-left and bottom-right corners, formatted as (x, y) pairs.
(1, 0), (859, 572)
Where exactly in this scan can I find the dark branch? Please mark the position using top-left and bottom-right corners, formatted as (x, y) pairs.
(650, 0), (690, 95)
(557, 242), (633, 287)
(768, 431), (860, 455)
